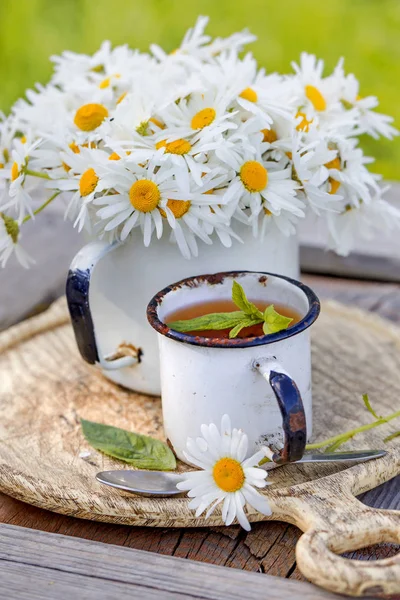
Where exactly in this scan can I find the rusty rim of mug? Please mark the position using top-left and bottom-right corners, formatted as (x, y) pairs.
(147, 270), (321, 349)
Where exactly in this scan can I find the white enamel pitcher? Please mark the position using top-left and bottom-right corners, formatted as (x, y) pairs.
(66, 226), (299, 395)
(147, 271), (320, 464)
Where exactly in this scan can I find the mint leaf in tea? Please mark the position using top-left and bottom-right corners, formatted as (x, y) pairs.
(166, 281), (300, 339)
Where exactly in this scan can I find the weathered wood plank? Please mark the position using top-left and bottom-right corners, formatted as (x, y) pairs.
(0, 523), (346, 600)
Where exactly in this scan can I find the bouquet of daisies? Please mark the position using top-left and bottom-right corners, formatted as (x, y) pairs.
(0, 16), (398, 267)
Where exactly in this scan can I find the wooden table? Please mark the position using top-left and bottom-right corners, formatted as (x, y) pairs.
(0, 271), (399, 598)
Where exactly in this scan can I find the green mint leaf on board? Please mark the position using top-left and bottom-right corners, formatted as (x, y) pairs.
(263, 305), (293, 334)
(231, 280), (263, 318)
(81, 419), (176, 470)
(362, 393), (382, 421)
(168, 311), (244, 333)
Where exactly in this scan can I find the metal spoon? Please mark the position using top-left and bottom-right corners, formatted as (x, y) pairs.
(96, 449), (387, 497)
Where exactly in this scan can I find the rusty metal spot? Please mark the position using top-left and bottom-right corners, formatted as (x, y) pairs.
(106, 342), (143, 363)
(289, 411), (307, 431)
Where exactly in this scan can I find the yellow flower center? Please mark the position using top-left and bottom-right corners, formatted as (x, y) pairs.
(99, 76), (111, 89)
(191, 108), (216, 130)
(99, 73), (120, 89)
(286, 151), (293, 160)
(261, 129), (277, 143)
(108, 152), (121, 161)
(264, 207), (272, 216)
(159, 199), (191, 219)
(117, 91), (127, 105)
(74, 103), (109, 131)
(11, 162), (20, 181)
(62, 161), (71, 172)
(305, 85), (326, 111)
(240, 87), (258, 103)
(69, 142), (80, 154)
(156, 138), (192, 155)
(329, 178), (341, 195)
(213, 457), (245, 493)
(295, 111), (313, 132)
(20, 135), (27, 144)
(79, 168), (99, 196)
(324, 157), (341, 170)
(149, 117), (165, 129)
(129, 180), (160, 212)
(240, 160), (268, 193)
(0, 163), (4, 169)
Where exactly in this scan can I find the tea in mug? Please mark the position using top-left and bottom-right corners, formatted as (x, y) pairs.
(165, 299), (301, 339)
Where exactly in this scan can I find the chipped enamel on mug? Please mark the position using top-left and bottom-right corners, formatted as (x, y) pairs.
(147, 271), (320, 465)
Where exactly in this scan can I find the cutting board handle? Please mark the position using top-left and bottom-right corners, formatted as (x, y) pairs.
(295, 491), (400, 596)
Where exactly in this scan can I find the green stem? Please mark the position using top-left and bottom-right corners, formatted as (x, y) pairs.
(305, 410), (400, 451)
(22, 191), (61, 224)
(24, 168), (52, 180)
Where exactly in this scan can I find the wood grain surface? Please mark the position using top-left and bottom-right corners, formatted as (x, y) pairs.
(0, 523), (349, 600)
(0, 276), (399, 596)
(0, 296), (399, 595)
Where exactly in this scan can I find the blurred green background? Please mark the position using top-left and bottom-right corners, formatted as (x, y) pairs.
(0, 0), (398, 178)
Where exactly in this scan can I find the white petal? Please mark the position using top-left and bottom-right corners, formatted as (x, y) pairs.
(225, 494), (237, 526)
(235, 492), (251, 531)
(120, 211), (139, 240)
(242, 449), (268, 468)
(242, 484), (272, 516)
(244, 467), (268, 481)
(187, 482), (219, 498)
(143, 213), (153, 246)
(205, 494), (225, 519)
(236, 433), (248, 463)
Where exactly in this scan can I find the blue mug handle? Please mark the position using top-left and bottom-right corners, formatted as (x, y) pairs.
(66, 240), (140, 371)
(254, 357), (307, 464)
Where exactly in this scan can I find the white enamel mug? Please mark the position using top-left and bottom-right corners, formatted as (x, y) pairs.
(147, 271), (320, 465)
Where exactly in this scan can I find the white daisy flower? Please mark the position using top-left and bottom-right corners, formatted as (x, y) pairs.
(150, 16), (255, 65)
(48, 146), (111, 231)
(327, 188), (400, 256)
(217, 144), (303, 225)
(291, 53), (337, 114)
(339, 73), (398, 140)
(236, 70), (293, 127)
(321, 137), (380, 208)
(177, 414), (272, 531)
(0, 213), (34, 268)
(0, 137), (42, 222)
(159, 90), (237, 142)
(290, 134), (343, 214)
(94, 157), (191, 248)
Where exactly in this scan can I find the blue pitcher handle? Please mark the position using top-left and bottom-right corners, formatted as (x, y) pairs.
(253, 356), (307, 464)
(66, 241), (140, 371)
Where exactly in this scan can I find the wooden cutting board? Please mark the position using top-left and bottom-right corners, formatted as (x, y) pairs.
(0, 297), (399, 597)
